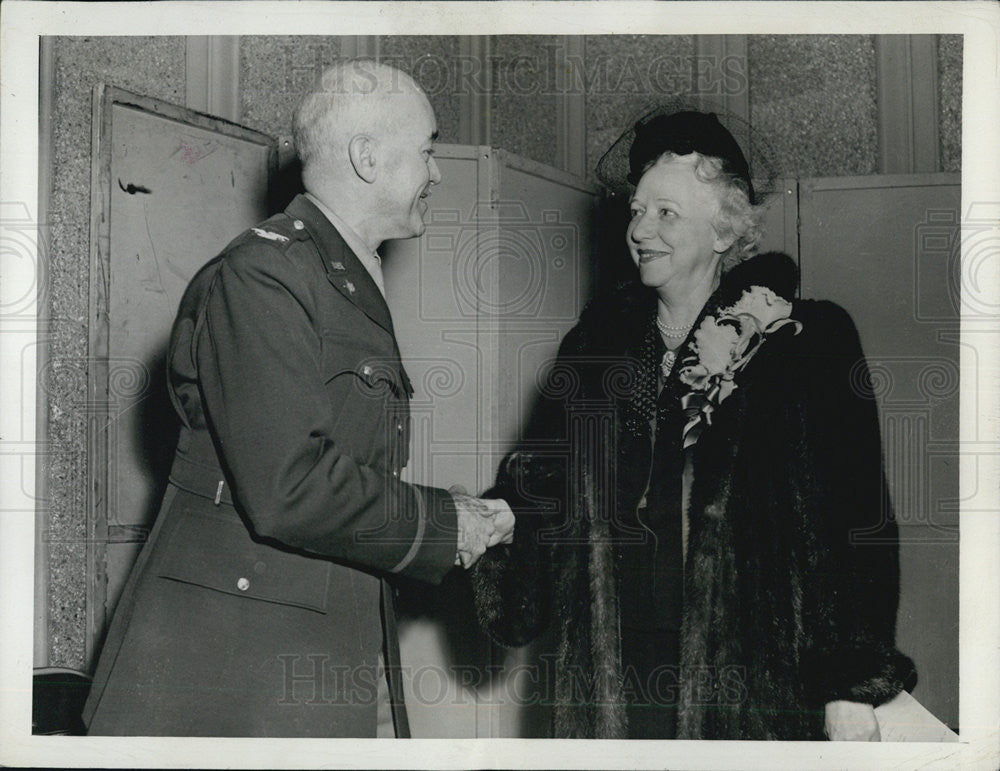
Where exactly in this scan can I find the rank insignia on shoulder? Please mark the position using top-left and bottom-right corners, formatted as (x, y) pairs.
(330, 261), (346, 272)
(345, 280), (356, 294)
(251, 227), (290, 243)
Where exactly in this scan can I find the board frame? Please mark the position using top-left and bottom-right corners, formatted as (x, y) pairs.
(85, 84), (277, 665)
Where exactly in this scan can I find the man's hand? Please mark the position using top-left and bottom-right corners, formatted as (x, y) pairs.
(452, 492), (515, 569)
(824, 700), (880, 741)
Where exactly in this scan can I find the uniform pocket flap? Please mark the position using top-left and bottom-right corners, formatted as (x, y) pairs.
(319, 333), (401, 394)
(324, 363), (400, 398)
(157, 509), (331, 614)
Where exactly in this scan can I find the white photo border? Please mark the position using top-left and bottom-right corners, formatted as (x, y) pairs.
(2, 2), (998, 768)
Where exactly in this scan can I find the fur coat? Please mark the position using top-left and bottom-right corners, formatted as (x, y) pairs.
(471, 253), (916, 740)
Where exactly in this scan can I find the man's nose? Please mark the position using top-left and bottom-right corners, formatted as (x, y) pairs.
(428, 155), (442, 185)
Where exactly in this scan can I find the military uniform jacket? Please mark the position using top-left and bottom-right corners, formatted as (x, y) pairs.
(84, 194), (458, 736)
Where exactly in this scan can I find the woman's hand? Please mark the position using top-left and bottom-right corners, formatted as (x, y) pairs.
(824, 700), (881, 741)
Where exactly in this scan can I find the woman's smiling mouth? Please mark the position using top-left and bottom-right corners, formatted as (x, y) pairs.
(637, 249), (669, 264)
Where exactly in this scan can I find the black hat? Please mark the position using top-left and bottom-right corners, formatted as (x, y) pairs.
(627, 110), (755, 203)
(595, 102), (779, 203)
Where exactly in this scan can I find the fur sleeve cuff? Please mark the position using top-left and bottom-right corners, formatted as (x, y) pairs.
(800, 646), (917, 707)
(470, 451), (566, 647)
(469, 519), (551, 649)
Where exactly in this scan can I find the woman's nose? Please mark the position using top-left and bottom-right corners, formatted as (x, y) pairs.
(630, 211), (654, 243)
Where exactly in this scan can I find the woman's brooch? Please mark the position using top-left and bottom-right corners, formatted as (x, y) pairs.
(677, 286), (802, 449)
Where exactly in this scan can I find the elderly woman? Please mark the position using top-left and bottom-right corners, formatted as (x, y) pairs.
(472, 110), (915, 740)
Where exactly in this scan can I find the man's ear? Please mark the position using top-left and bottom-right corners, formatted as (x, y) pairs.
(348, 134), (377, 183)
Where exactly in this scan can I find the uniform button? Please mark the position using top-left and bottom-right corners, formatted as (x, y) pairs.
(362, 365), (373, 377)
(237, 577), (250, 591)
(392, 469), (399, 478)
(292, 219), (305, 230)
(396, 422), (403, 433)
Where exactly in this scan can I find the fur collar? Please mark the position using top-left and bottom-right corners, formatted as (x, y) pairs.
(715, 251), (798, 305)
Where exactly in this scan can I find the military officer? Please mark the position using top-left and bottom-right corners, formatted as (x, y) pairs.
(83, 60), (514, 737)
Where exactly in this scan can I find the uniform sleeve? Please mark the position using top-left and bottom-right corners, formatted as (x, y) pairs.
(194, 245), (457, 584)
(795, 301), (916, 706)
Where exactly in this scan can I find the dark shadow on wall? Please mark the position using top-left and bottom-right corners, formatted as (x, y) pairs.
(269, 156), (305, 215)
(592, 191), (639, 296)
(392, 568), (557, 737)
(133, 350), (179, 529)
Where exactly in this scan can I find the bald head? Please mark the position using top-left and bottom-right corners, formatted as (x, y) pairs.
(293, 59), (442, 248)
(294, 60), (428, 175)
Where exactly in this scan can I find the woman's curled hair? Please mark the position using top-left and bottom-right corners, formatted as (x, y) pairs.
(643, 150), (769, 271)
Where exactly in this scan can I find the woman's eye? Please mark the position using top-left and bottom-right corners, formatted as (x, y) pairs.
(659, 208), (676, 218)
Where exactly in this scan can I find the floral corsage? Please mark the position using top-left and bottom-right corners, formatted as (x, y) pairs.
(678, 286), (802, 449)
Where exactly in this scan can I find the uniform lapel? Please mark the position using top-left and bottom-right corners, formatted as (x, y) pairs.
(286, 195), (395, 336)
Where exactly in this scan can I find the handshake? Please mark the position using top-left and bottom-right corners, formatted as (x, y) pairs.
(449, 485), (515, 569)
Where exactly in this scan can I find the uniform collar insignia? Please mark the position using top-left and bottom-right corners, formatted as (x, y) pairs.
(285, 195), (395, 335)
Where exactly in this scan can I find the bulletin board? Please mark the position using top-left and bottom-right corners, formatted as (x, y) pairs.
(87, 84), (277, 657)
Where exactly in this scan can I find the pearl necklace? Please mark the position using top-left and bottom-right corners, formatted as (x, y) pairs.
(654, 316), (690, 377)
(655, 315), (694, 338)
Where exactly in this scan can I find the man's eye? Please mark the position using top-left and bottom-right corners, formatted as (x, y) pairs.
(659, 208), (676, 218)
(630, 208), (642, 218)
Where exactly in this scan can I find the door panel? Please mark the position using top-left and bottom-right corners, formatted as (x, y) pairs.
(382, 145), (598, 737)
(799, 173), (960, 729)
